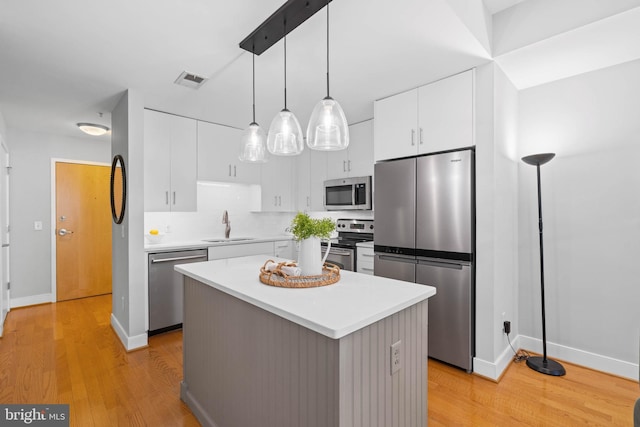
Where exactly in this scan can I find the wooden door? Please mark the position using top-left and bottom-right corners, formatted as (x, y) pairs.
(56, 162), (112, 301)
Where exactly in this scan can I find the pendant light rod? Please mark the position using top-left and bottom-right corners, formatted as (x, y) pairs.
(284, 31), (288, 110)
(239, 0), (334, 55)
(326, 0), (330, 98)
(252, 50), (256, 123)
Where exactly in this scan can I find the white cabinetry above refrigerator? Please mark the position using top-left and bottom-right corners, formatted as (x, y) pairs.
(374, 69), (474, 162)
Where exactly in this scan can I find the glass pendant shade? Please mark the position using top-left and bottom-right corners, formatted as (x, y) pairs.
(239, 122), (267, 163)
(306, 96), (349, 150)
(267, 108), (304, 155)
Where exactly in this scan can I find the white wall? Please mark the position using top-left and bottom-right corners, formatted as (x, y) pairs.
(473, 63), (520, 379)
(7, 129), (110, 306)
(517, 58), (640, 379)
(111, 90), (147, 350)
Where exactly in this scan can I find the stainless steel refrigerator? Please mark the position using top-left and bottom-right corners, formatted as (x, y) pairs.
(374, 149), (475, 372)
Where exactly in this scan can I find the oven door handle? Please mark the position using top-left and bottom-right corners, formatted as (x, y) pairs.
(328, 248), (353, 256)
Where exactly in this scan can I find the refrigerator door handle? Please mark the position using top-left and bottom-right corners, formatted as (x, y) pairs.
(377, 254), (417, 264)
(417, 258), (465, 270)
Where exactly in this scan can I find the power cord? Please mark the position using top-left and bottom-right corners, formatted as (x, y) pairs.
(507, 332), (530, 363)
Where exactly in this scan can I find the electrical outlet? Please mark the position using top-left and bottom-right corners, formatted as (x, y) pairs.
(34, 221), (43, 231)
(391, 340), (402, 375)
(503, 320), (511, 335)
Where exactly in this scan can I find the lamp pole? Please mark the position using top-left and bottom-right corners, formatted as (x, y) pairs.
(522, 153), (565, 376)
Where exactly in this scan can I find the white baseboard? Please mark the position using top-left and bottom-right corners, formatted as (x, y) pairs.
(473, 335), (520, 381)
(110, 313), (148, 351)
(10, 293), (54, 308)
(518, 335), (638, 381)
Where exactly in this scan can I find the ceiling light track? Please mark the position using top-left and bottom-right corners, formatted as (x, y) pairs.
(239, 0), (334, 55)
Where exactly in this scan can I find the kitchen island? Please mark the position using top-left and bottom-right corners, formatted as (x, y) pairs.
(175, 255), (436, 427)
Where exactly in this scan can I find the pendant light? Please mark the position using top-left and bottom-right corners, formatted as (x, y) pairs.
(306, 0), (349, 151)
(239, 51), (268, 163)
(267, 32), (304, 156)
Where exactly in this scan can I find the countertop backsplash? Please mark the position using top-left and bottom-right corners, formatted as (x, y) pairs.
(144, 181), (374, 243)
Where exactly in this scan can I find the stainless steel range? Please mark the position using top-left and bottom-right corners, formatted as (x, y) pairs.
(321, 219), (374, 271)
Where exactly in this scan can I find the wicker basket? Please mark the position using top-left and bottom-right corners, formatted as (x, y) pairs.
(259, 259), (340, 288)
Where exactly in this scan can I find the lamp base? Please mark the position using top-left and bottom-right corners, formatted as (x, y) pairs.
(526, 356), (566, 376)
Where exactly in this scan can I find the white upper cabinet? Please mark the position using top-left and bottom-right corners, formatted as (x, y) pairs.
(197, 121), (261, 184)
(261, 154), (295, 212)
(418, 70), (473, 154)
(326, 120), (374, 179)
(374, 90), (418, 161)
(144, 109), (197, 212)
(374, 69), (474, 162)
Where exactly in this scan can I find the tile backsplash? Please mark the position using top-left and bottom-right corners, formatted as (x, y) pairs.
(144, 181), (373, 243)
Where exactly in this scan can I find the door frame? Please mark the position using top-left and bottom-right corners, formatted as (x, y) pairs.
(50, 158), (111, 301)
(0, 137), (10, 336)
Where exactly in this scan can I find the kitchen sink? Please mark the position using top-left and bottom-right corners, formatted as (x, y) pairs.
(202, 237), (257, 243)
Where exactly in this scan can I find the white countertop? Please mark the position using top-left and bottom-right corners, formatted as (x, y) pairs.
(144, 235), (293, 252)
(175, 255), (436, 339)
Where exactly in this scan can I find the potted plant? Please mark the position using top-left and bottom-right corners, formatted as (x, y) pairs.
(290, 212), (335, 276)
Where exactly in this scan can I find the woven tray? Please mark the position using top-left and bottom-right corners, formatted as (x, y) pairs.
(259, 259), (340, 288)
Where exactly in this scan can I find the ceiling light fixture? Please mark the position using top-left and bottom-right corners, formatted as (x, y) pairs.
(239, 52), (268, 163)
(306, 0), (349, 151)
(77, 122), (110, 136)
(266, 32), (304, 156)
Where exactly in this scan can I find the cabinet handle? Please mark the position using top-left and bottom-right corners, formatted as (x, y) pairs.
(362, 253), (375, 258)
(228, 164), (232, 176)
(420, 128), (424, 145)
(307, 196), (310, 207)
(165, 191), (169, 205)
(278, 196), (282, 206)
(361, 267), (374, 272)
(173, 191), (176, 205)
(234, 165), (237, 177)
(343, 160), (346, 172)
(274, 196), (278, 206)
(411, 129), (415, 146)
(348, 160), (351, 171)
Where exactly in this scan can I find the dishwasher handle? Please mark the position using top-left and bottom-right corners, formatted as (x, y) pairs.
(151, 255), (207, 264)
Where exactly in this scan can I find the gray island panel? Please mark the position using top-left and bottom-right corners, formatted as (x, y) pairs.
(181, 275), (429, 427)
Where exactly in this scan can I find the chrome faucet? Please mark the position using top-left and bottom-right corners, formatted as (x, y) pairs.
(222, 210), (231, 239)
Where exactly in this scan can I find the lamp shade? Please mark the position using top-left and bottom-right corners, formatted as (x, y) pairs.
(239, 122), (268, 163)
(267, 108), (304, 156)
(306, 96), (349, 151)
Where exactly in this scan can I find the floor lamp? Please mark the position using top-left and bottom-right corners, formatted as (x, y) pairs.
(522, 153), (566, 376)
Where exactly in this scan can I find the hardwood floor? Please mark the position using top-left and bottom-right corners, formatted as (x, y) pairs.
(1, 295), (638, 426)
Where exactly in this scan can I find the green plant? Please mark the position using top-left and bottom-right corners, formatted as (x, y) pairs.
(289, 212), (335, 241)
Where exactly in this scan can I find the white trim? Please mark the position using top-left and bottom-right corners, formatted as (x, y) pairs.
(518, 335), (638, 381)
(50, 158), (111, 301)
(10, 293), (54, 308)
(110, 313), (148, 351)
(473, 335), (520, 381)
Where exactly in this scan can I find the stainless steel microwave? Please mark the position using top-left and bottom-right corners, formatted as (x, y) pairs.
(323, 176), (372, 210)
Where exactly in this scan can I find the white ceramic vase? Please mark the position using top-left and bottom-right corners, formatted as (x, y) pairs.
(297, 237), (331, 276)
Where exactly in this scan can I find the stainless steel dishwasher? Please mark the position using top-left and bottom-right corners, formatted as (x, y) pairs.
(148, 249), (208, 335)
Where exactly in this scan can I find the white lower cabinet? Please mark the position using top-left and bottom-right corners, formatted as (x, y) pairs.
(356, 244), (375, 275)
(208, 242), (275, 261)
(274, 240), (295, 260)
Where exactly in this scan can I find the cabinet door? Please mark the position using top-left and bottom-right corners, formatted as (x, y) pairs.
(144, 110), (172, 212)
(197, 121), (237, 182)
(374, 89), (418, 161)
(261, 155), (294, 212)
(326, 149), (348, 179)
(346, 120), (374, 178)
(169, 114), (197, 211)
(296, 149), (312, 212)
(308, 150), (328, 211)
(418, 70), (473, 154)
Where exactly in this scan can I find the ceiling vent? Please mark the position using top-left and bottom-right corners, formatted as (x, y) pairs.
(174, 71), (208, 89)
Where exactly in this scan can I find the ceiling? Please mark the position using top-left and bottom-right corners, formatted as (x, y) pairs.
(0, 0), (639, 141)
